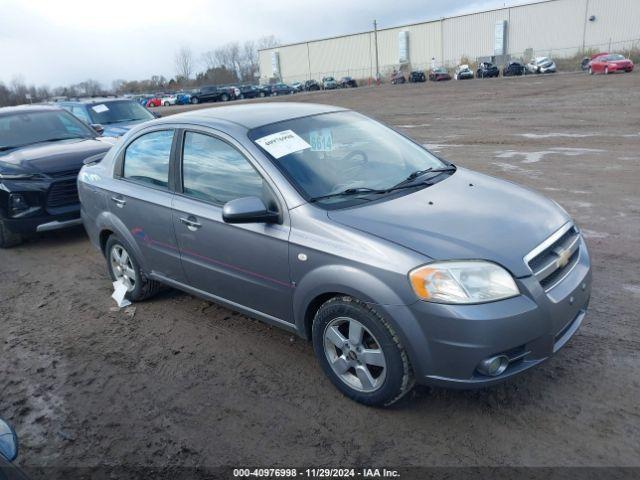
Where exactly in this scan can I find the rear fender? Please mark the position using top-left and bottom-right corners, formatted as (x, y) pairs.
(95, 211), (146, 268)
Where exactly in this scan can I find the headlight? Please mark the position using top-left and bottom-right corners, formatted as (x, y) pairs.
(409, 261), (519, 304)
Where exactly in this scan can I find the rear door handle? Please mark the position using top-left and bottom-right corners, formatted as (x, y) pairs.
(179, 216), (202, 231)
(111, 196), (126, 208)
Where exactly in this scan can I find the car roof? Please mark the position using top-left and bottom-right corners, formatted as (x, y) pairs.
(0, 104), (62, 117)
(60, 98), (133, 105)
(156, 102), (346, 130)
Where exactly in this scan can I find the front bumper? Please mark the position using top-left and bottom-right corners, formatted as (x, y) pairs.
(382, 238), (592, 388)
(2, 205), (81, 235)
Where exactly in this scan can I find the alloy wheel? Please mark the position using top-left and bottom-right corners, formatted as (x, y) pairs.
(110, 244), (136, 292)
(323, 316), (387, 393)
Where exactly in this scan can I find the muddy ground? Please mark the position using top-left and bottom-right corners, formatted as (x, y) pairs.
(1, 71), (639, 478)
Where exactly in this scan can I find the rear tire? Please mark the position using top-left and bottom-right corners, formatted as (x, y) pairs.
(589, 66), (593, 75)
(0, 220), (23, 248)
(312, 296), (414, 407)
(604, 67), (609, 75)
(105, 235), (163, 302)
(191, 97), (199, 104)
(163, 102), (170, 106)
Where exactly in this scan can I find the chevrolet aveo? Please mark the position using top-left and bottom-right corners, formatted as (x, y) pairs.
(79, 103), (591, 406)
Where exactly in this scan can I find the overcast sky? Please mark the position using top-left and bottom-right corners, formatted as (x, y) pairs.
(0, 0), (509, 88)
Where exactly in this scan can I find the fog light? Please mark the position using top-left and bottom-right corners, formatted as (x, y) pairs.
(9, 193), (29, 215)
(477, 355), (509, 377)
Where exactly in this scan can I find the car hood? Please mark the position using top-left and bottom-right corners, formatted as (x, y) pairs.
(0, 138), (112, 175)
(327, 168), (569, 277)
(102, 120), (148, 137)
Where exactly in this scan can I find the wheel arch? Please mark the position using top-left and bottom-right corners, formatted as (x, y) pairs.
(293, 265), (409, 340)
(95, 211), (146, 268)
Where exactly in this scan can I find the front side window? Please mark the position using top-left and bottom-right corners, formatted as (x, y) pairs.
(70, 106), (91, 123)
(249, 111), (449, 207)
(123, 130), (173, 188)
(182, 132), (265, 205)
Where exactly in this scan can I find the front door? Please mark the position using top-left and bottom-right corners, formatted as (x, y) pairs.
(109, 128), (184, 281)
(172, 130), (293, 322)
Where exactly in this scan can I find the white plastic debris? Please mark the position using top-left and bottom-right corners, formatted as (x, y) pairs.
(111, 279), (131, 308)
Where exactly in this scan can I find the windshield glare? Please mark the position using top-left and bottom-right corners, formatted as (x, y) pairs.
(88, 101), (154, 125)
(249, 111), (448, 205)
(0, 110), (94, 149)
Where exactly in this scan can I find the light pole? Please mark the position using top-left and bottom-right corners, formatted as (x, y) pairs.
(373, 20), (380, 84)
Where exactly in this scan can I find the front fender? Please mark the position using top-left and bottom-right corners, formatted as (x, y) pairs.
(293, 263), (410, 334)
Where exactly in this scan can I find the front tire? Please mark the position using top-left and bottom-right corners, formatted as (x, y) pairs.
(312, 296), (413, 407)
(191, 96), (199, 104)
(0, 220), (23, 248)
(589, 66), (593, 75)
(105, 235), (162, 302)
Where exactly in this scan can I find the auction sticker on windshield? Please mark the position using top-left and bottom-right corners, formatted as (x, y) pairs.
(309, 129), (334, 152)
(255, 130), (310, 159)
(91, 104), (109, 113)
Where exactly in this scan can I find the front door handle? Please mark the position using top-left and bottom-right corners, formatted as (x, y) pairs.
(111, 196), (126, 208)
(179, 216), (202, 231)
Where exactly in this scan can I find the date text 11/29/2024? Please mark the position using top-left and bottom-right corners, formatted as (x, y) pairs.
(233, 468), (400, 478)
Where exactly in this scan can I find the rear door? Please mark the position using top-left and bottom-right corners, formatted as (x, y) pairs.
(109, 128), (185, 281)
(171, 128), (293, 322)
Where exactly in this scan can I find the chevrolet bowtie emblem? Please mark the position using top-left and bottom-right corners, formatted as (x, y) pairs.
(556, 248), (572, 268)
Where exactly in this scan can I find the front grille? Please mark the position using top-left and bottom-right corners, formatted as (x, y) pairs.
(47, 179), (79, 208)
(525, 224), (581, 291)
(48, 168), (80, 179)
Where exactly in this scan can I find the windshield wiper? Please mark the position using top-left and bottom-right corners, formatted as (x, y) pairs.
(0, 137), (85, 151)
(391, 165), (456, 189)
(308, 187), (384, 203)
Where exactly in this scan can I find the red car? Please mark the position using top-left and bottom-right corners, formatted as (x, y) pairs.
(589, 54), (634, 75)
(145, 97), (162, 108)
(428, 67), (451, 81)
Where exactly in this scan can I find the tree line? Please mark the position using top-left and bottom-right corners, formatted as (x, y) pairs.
(0, 36), (278, 107)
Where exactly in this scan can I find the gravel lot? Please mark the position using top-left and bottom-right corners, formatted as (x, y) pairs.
(2, 71), (639, 477)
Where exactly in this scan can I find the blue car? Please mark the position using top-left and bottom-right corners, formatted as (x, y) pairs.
(57, 98), (156, 137)
(176, 92), (192, 105)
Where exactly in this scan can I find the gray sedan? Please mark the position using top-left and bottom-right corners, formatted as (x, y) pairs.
(79, 103), (591, 406)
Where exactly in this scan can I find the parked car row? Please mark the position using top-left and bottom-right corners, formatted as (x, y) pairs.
(394, 57), (559, 84)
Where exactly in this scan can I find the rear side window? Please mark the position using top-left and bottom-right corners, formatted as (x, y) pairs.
(182, 131), (264, 205)
(123, 130), (173, 188)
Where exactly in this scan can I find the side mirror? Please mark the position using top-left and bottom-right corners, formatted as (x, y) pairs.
(91, 124), (105, 135)
(222, 197), (278, 224)
(0, 419), (18, 463)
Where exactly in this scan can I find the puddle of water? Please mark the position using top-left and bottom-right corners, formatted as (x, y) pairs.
(495, 147), (604, 164)
(623, 284), (640, 295)
(422, 143), (460, 152)
(581, 229), (610, 239)
(517, 133), (595, 138)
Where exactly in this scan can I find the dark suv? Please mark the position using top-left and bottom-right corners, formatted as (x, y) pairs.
(189, 86), (232, 104)
(0, 106), (112, 247)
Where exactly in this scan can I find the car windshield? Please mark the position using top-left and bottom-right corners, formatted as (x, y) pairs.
(88, 100), (154, 125)
(607, 54), (625, 61)
(249, 111), (449, 207)
(537, 57), (550, 64)
(435, 67), (447, 73)
(0, 110), (95, 150)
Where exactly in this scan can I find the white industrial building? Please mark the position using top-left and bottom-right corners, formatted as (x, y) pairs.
(258, 0), (640, 83)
